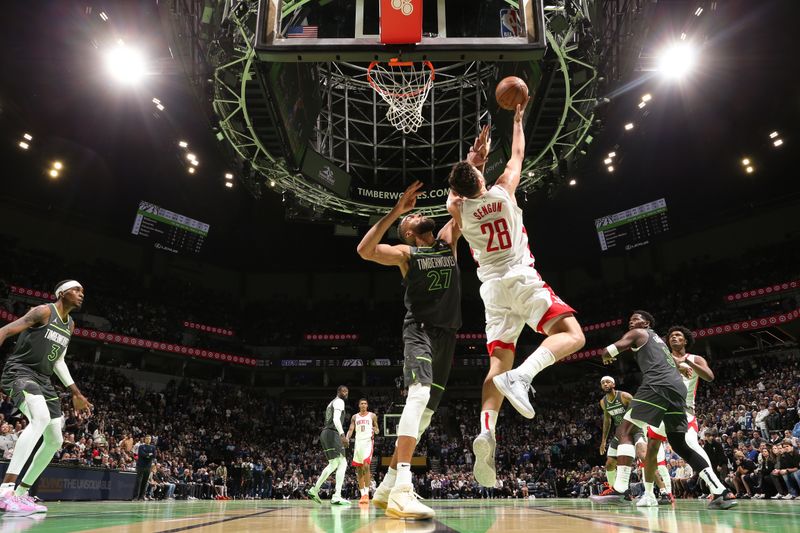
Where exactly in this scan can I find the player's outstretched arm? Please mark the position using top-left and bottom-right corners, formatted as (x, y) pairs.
(0, 305), (50, 346)
(494, 99), (529, 196)
(600, 328), (649, 365)
(685, 354), (715, 382)
(466, 124), (491, 174)
(357, 181), (422, 270)
(345, 415), (356, 442)
(437, 218), (462, 254)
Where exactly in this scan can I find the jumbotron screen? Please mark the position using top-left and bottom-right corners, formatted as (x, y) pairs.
(595, 198), (669, 252)
(131, 201), (210, 254)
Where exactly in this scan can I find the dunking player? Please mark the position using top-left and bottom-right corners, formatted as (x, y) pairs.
(598, 377), (646, 491)
(0, 280), (93, 514)
(446, 103), (585, 487)
(345, 398), (379, 504)
(357, 180), (461, 519)
(590, 311), (736, 509)
(308, 385), (351, 506)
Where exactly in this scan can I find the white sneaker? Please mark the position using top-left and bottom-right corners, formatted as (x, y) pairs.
(386, 484), (434, 520)
(472, 432), (497, 487)
(492, 370), (535, 419)
(782, 494), (795, 500)
(770, 494), (783, 499)
(636, 493), (658, 507)
(331, 496), (351, 506)
(373, 482), (392, 509)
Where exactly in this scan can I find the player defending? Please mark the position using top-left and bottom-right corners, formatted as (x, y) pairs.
(446, 104), (585, 487)
(598, 376), (646, 493)
(357, 180), (461, 519)
(0, 280), (93, 515)
(590, 311), (736, 510)
(308, 385), (351, 506)
(346, 398), (379, 505)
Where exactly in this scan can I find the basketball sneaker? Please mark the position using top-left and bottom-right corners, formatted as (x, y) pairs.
(472, 431), (497, 487)
(598, 483), (615, 496)
(373, 483), (392, 509)
(386, 484), (434, 520)
(17, 495), (46, 513)
(307, 487), (322, 504)
(0, 494), (37, 516)
(657, 491), (675, 505)
(707, 491), (738, 510)
(590, 489), (631, 505)
(636, 493), (658, 507)
(331, 496), (351, 506)
(359, 494), (370, 505)
(492, 370), (535, 419)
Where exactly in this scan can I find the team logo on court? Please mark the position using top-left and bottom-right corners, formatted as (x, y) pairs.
(391, 0), (414, 16)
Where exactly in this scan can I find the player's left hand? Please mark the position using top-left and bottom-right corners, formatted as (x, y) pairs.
(678, 362), (693, 378)
(72, 394), (93, 416)
(514, 97), (531, 123)
(340, 435), (349, 448)
(394, 180), (423, 214)
(601, 351), (615, 365)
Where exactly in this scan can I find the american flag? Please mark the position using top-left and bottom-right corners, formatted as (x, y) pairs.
(287, 25), (318, 38)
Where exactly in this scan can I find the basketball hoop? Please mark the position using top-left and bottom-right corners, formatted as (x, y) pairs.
(367, 59), (435, 134)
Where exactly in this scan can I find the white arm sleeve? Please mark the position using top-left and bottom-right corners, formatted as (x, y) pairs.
(333, 398), (345, 434)
(53, 355), (75, 388)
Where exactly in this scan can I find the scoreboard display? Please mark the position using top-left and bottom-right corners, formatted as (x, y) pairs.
(595, 198), (669, 252)
(131, 201), (210, 254)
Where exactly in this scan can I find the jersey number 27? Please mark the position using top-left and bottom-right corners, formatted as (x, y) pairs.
(481, 218), (511, 252)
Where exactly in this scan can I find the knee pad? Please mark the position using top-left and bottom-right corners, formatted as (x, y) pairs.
(616, 443), (635, 459)
(416, 408), (434, 440)
(397, 384), (431, 438)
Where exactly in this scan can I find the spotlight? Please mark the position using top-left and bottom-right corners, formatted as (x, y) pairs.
(104, 45), (146, 85)
(694, 7), (703, 16)
(769, 131), (779, 139)
(745, 166), (754, 174)
(568, 179), (577, 186)
(607, 166), (615, 173)
(604, 158), (612, 165)
(657, 43), (697, 80)
(190, 159), (199, 167)
(188, 167), (196, 174)
(225, 182), (233, 188)
(187, 153), (197, 161)
(23, 133), (33, 141)
(641, 94), (652, 102)
(224, 172), (234, 180)
(156, 104), (164, 111)
(624, 123), (634, 131)
(48, 169), (59, 178)
(18, 141), (30, 150)
(608, 152), (616, 158)
(99, 11), (109, 21)
(179, 141), (188, 148)
(152, 98), (161, 105)
(53, 161), (63, 170)
(741, 158), (750, 166)
(270, 180), (276, 187)
(773, 139), (783, 147)
(680, 33), (687, 41)
(638, 102), (646, 109)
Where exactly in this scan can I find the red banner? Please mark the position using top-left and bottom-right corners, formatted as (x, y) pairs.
(724, 280), (799, 303)
(183, 321), (234, 337)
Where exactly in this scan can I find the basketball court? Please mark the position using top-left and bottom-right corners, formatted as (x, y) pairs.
(1, 499), (797, 532)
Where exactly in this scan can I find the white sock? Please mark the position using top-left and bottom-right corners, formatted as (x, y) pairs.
(334, 457), (347, 497)
(657, 465), (672, 494)
(516, 346), (556, 382)
(396, 462), (412, 486)
(480, 410), (498, 437)
(0, 483), (14, 497)
(612, 465), (631, 493)
(360, 487), (368, 497)
(380, 467), (397, 489)
(644, 481), (654, 497)
(314, 460), (338, 492)
(699, 467), (725, 495)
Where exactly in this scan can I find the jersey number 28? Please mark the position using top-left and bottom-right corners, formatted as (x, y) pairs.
(481, 218), (511, 252)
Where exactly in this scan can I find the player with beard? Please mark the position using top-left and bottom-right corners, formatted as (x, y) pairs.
(357, 180), (461, 519)
(0, 280), (93, 515)
(598, 376), (646, 493)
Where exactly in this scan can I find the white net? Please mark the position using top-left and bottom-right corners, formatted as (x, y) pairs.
(368, 60), (434, 134)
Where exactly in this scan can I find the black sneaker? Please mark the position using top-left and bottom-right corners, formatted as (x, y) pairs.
(658, 491), (674, 505)
(590, 489), (631, 505)
(708, 491), (738, 510)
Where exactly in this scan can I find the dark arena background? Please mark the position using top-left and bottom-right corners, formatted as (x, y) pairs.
(0, 0), (799, 531)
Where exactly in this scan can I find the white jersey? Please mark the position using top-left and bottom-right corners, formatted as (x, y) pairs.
(458, 185), (534, 282)
(682, 354), (700, 414)
(354, 412), (375, 442)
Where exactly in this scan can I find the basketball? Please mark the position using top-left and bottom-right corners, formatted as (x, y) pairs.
(495, 76), (529, 110)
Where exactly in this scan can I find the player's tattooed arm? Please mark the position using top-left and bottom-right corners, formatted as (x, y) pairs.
(601, 328), (649, 364)
(345, 414), (356, 442)
(0, 304), (51, 346)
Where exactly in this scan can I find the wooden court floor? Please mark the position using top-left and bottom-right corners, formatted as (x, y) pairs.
(0, 498), (798, 533)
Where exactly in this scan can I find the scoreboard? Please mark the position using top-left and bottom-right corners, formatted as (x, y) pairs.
(131, 201), (210, 254)
(595, 198), (669, 252)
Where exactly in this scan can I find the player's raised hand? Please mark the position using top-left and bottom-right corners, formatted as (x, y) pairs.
(394, 180), (424, 214)
(514, 97), (530, 123)
(467, 124), (492, 166)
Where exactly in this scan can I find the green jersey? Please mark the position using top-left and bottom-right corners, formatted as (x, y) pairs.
(602, 391), (627, 430)
(323, 397), (346, 433)
(403, 239), (461, 330)
(5, 304), (73, 379)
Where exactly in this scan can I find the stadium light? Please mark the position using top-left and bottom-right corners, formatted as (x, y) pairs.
(190, 159), (199, 167)
(624, 123), (634, 131)
(638, 102), (646, 109)
(18, 141), (29, 150)
(23, 133), (33, 141)
(608, 152), (616, 158)
(225, 182), (233, 188)
(694, 7), (703, 16)
(224, 172), (234, 180)
(657, 42), (698, 80)
(52, 161), (63, 170)
(769, 131), (779, 139)
(745, 166), (754, 174)
(741, 158), (750, 166)
(680, 32), (687, 41)
(607, 166), (615, 173)
(188, 167), (195, 174)
(186, 153), (197, 161)
(48, 169), (59, 178)
(178, 140), (188, 148)
(641, 94), (652, 102)
(773, 139), (783, 147)
(604, 158), (612, 165)
(568, 179), (577, 186)
(99, 11), (109, 21)
(104, 45), (146, 85)
(270, 180), (276, 187)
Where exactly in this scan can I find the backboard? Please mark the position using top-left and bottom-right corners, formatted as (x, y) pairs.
(257, 0), (546, 62)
